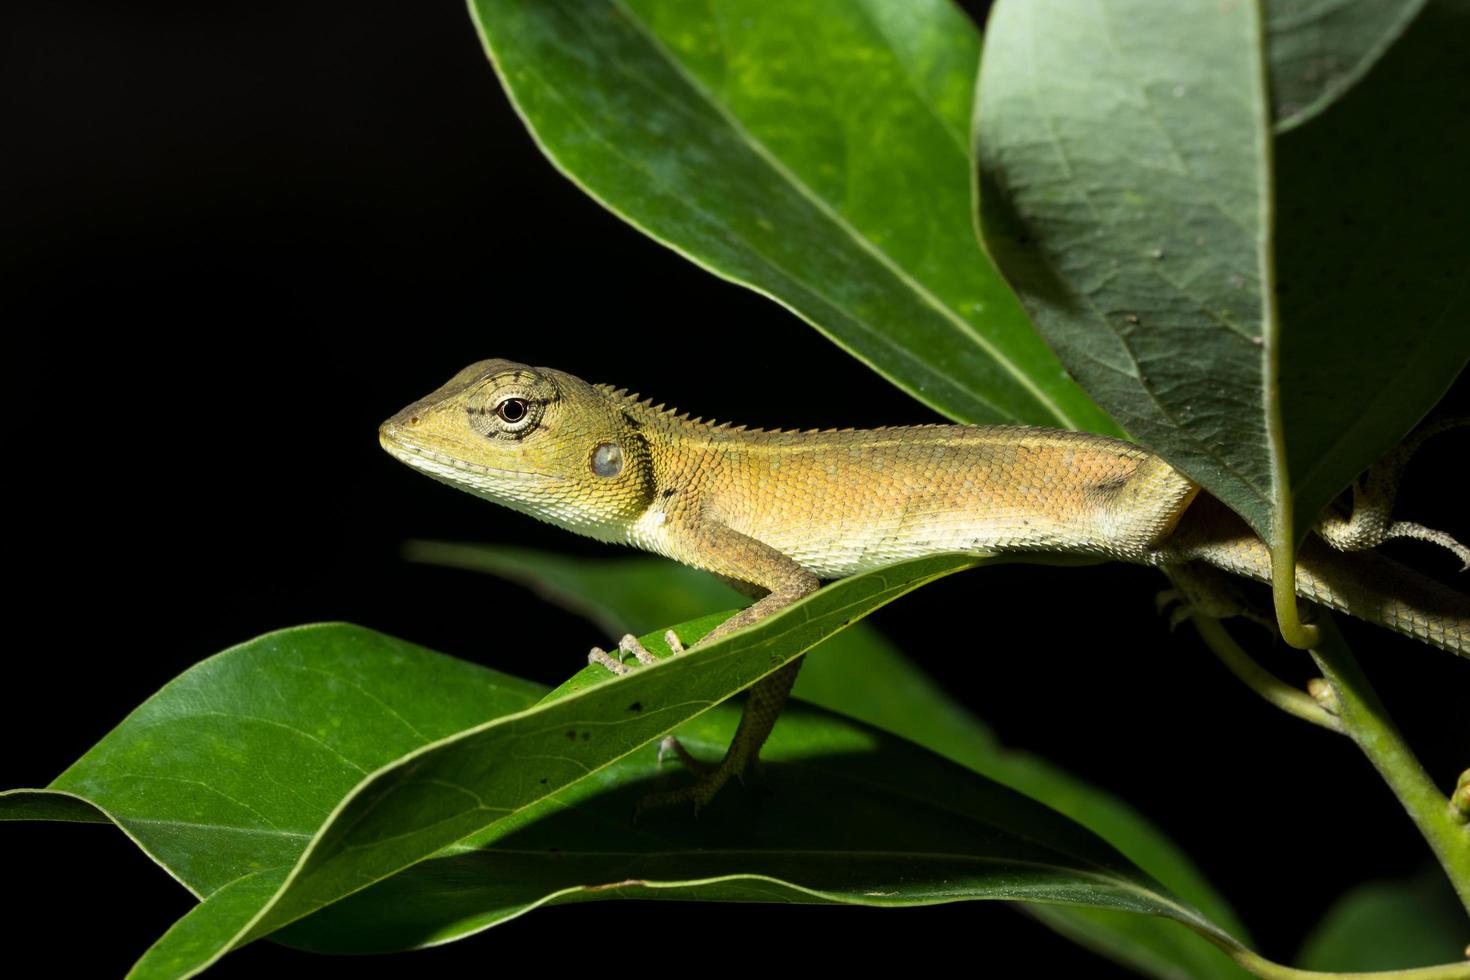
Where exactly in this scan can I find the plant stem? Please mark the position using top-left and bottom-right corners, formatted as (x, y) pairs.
(1309, 617), (1470, 917)
(1253, 0), (1317, 655)
(1225, 944), (1470, 980)
(1191, 615), (1341, 732)
(1185, 922), (1470, 979)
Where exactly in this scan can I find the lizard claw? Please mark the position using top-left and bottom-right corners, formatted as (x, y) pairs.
(619, 633), (661, 666)
(1167, 603), (1192, 633)
(1154, 587), (1197, 631)
(587, 646), (630, 674)
(657, 735), (712, 774)
(588, 632), (670, 675)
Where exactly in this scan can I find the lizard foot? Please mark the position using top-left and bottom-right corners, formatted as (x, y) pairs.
(1316, 416), (1470, 568)
(636, 659), (803, 817)
(587, 629), (685, 675)
(1153, 588), (1194, 632)
(1157, 566), (1277, 635)
(584, 629), (726, 811)
(635, 751), (750, 817)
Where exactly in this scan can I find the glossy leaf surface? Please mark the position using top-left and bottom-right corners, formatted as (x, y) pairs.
(470, 0), (1117, 432)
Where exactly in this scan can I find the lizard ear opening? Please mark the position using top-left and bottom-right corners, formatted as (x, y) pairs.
(591, 443), (624, 478)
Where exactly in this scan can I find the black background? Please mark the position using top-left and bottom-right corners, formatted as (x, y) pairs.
(5, 2), (1467, 976)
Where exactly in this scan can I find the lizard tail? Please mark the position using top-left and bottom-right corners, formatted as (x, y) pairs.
(1164, 497), (1470, 657)
(1289, 539), (1469, 656)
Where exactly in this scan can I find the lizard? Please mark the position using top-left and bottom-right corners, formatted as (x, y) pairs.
(379, 358), (1470, 809)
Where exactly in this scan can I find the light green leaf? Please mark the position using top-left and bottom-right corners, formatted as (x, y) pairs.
(2, 625), (545, 897)
(469, 0), (1117, 433)
(1267, 0), (1426, 130)
(403, 539), (919, 715)
(6, 556), (996, 976)
(7, 622), (1242, 972)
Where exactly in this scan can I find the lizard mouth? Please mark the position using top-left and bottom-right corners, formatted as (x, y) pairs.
(378, 424), (557, 484)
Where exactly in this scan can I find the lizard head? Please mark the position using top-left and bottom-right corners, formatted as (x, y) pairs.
(379, 359), (656, 540)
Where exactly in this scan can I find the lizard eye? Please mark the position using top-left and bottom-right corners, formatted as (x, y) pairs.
(496, 398), (529, 424)
(470, 377), (551, 440)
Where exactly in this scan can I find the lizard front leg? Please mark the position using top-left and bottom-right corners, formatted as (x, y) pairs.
(592, 518), (820, 812)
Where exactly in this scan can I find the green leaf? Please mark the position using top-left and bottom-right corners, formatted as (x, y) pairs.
(975, 0), (1468, 550)
(976, 0), (1280, 537)
(1296, 869), (1467, 970)
(6, 618), (1239, 968)
(469, 0), (1117, 433)
(403, 540), (741, 637)
(1, 625), (546, 898)
(803, 665), (1256, 980)
(424, 544), (1252, 978)
(6, 556), (993, 976)
(0, 790), (112, 823)
(403, 540), (917, 712)
(1267, 0), (1426, 131)
(1274, 0), (1470, 527)
(269, 699), (1232, 959)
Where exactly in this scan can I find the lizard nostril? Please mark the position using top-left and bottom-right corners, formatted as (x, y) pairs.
(408, 415), (420, 426)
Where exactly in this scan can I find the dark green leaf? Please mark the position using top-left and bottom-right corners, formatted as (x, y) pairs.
(975, 0), (1468, 547)
(403, 540), (740, 637)
(0, 790), (111, 823)
(426, 544), (1252, 978)
(1275, 0), (1470, 527)
(1267, 0), (1425, 130)
(469, 0), (1117, 432)
(1296, 869), (1466, 970)
(843, 689), (1256, 980)
(976, 0), (1278, 537)
(271, 700), (1232, 959)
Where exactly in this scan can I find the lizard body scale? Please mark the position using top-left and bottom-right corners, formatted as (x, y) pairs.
(380, 359), (1469, 807)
